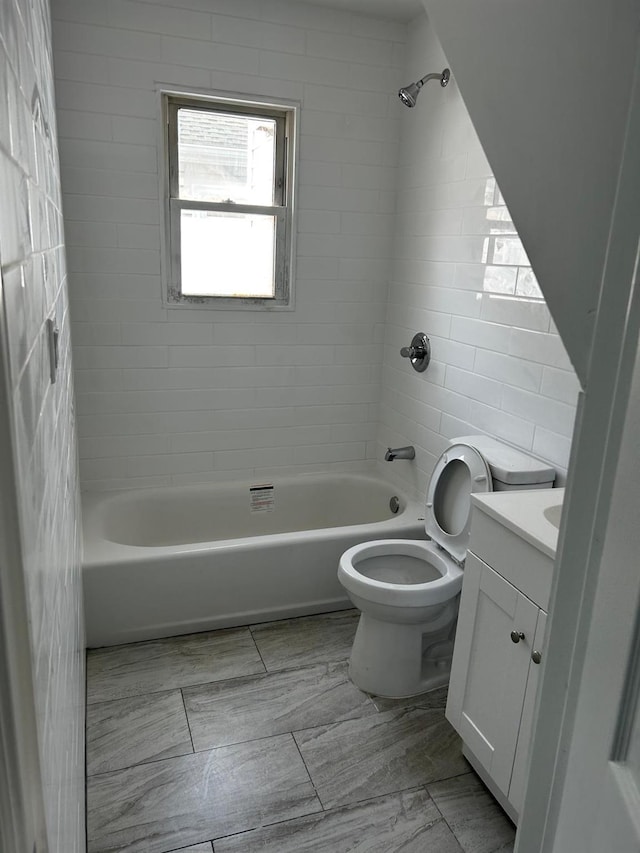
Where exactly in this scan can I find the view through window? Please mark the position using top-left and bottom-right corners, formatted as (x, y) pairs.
(165, 96), (295, 307)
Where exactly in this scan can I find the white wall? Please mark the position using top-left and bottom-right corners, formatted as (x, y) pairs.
(423, 0), (638, 386)
(376, 14), (578, 499)
(0, 0), (85, 849)
(51, 0), (406, 490)
(52, 0), (578, 499)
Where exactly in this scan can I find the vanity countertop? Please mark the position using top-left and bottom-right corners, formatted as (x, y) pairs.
(471, 488), (565, 561)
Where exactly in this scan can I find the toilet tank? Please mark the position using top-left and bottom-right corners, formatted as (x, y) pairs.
(451, 435), (556, 491)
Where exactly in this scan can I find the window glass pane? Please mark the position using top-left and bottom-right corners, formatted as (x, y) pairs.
(177, 107), (276, 205)
(180, 210), (275, 298)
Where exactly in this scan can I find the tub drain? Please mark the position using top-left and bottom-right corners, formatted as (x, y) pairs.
(389, 496), (400, 514)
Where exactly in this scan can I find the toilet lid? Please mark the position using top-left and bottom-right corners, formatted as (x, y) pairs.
(425, 443), (492, 564)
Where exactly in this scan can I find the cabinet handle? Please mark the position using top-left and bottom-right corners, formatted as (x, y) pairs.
(510, 630), (525, 644)
(531, 650), (542, 664)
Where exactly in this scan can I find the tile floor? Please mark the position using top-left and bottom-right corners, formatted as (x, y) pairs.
(86, 610), (516, 853)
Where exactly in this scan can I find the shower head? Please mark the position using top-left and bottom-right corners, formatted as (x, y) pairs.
(398, 68), (450, 108)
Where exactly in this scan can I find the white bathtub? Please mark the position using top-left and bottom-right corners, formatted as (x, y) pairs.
(82, 474), (424, 647)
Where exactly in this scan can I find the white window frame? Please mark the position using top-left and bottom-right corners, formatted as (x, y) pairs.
(162, 91), (297, 310)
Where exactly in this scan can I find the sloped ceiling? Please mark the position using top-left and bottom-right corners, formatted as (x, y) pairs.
(423, 0), (639, 386)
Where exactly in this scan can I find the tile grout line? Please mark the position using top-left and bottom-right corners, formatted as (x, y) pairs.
(442, 818), (470, 853)
(85, 728), (323, 779)
(421, 783), (467, 853)
(86, 624), (251, 654)
(247, 624), (269, 674)
(424, 771), (508, 853)
(86, 684), (185, 707)
(180, 687), (196, 755)
(290, 730), (327, 812)
(207, 783), (443, 847)
(86, 745), (194, 779)
(85, 673), (262, 706)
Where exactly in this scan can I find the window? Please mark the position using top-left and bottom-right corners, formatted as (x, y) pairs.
(164, 94), (296, 308)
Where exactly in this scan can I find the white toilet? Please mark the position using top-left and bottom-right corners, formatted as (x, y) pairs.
(338, 435), (555, 698)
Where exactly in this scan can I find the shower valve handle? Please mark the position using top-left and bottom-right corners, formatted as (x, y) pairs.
(400, 333), (431, 373)
(400, 345), (423, 358)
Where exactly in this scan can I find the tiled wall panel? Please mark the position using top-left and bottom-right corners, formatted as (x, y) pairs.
(51, 0), (405, 490)
(0, 0), (84, 849)
(52, 0), (576, 502)
(376, 15), (579, 499)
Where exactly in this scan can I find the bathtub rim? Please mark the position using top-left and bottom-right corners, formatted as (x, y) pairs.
(82, 473), (424, 567)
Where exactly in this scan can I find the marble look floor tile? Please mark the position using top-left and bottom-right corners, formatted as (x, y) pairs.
(370, 685), (449, 713)
(87, 690), (193, 776)
(294, 707), (468, 810)
(184, 661), (375, 751)
(167, 844), (213, 852)
(87, 734), (321, 853)
(250, 610), (359, 671)
(428, 772), (515, 853)
(214, 788), (463, 853)
(87, 628), (265, 704)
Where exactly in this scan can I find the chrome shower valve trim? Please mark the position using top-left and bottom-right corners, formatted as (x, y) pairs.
(400, 332), (431, 372)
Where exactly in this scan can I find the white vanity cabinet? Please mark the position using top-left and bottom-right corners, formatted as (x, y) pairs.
(446, 490), (559, 823)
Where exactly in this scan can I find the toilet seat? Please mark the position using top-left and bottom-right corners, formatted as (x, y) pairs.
(425, 442), (492, 565)
(339, 442), (493, 598)
(339, 539), (463, 607)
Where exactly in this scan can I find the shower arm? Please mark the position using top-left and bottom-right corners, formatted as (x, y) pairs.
(417, 69), (450, 90)
(417, 72), (444, 88)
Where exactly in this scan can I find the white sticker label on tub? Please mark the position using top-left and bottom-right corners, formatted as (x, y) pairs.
(250, 484), (275, 513)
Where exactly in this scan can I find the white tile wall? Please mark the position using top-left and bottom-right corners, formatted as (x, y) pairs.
(375, 14), (579, 499)
(51, 0), (405, 489)
(0, 0), (84, 850)
(51, 0), (577, 502)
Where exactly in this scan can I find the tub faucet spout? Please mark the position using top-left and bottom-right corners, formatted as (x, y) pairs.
(385, 446), (415, 461)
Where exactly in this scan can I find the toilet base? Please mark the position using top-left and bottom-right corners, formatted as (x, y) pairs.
(348, 609), (456, 698)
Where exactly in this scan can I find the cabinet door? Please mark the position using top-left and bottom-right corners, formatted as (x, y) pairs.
(509, 609), (547, 815)
(446, 552), (540, 797)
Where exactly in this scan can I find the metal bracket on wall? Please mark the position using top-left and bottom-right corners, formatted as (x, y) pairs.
(400, 332), (431, 372)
